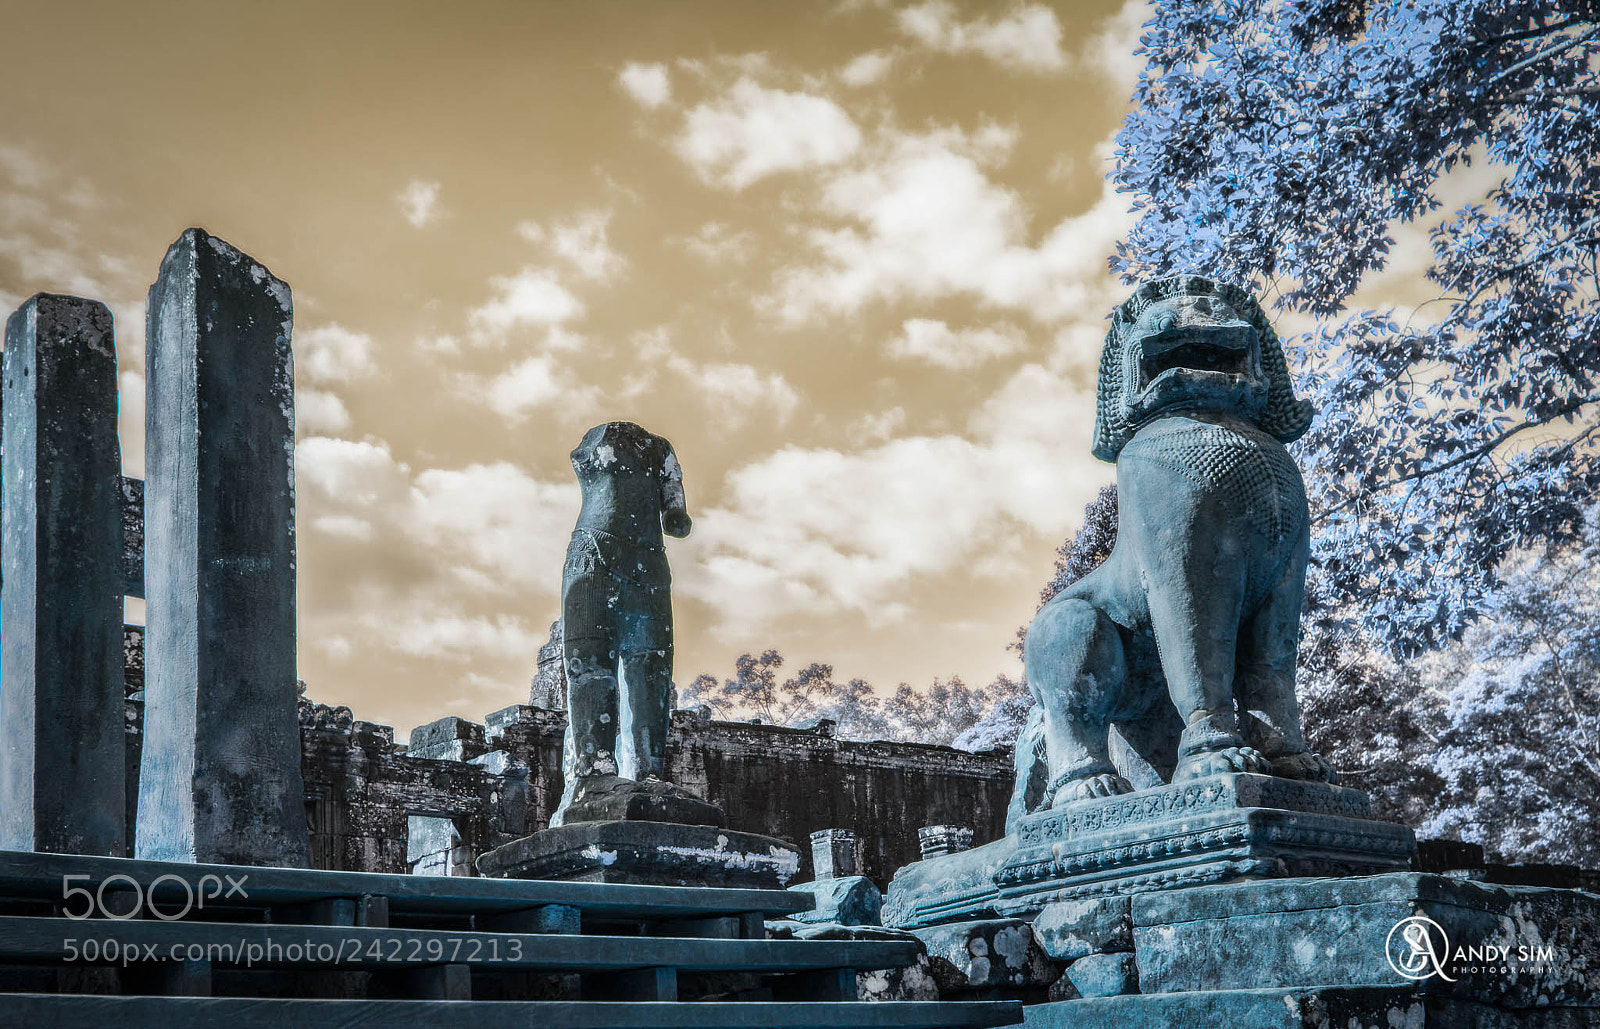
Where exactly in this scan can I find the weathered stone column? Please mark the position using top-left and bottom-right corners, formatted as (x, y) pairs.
(136, 228), (309, 867)
(810, 828), (859, 880)
(0, 295), (126, 856)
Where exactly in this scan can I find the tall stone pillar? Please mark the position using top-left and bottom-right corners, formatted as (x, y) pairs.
(0, 295), (126, 856)
(136, 229), (309, 867)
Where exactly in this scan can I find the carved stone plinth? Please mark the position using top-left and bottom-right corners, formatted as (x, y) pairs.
(478, 820), (801, 889)
(885, 774), (1414, 929)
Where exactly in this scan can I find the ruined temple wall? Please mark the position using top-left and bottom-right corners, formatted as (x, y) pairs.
(122, 693), (1014, 884)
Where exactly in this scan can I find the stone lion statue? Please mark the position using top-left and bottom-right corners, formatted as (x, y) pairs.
(1021, 275), (1335, 812)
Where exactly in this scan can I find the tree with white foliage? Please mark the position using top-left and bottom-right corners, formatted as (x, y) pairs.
(1419, 507), (1600, 865)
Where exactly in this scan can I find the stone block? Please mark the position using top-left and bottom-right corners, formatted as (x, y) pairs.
(555, 775), (725, 827)
(787, 875), (883, 926)
(136, 228), (308, 867)
(918, 824), (974, 859)
(811, 828), (860, 880)
(1034, 897), (1132, 961)
(1063, 952), (1137, 999)
(1020, 985), (1596, 1028)
(910, 919), (1058, 993)
(996, 773), (1414, 909)
(0, 294), (125, 857)
(476, 820), (801, 888)
(884, 835), (1016, 929)
(858, 954), (941, 1002)
(485, 704), (535, 737)
(407, 717), (487, 761)
(1131, 873), (1599, 1010)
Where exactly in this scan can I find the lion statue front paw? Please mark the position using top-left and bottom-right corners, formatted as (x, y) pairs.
(1174, 745), (1273, 780)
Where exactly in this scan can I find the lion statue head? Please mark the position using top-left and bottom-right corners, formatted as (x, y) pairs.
(1091, 275), (1314, 462)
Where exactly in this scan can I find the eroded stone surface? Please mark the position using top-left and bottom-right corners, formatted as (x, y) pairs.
(0, 294), (125, 857)
(1034, 897), (1132, 961)
(136, 229), (308, 868)
(477, 819), (800, 888)
(1132, 873), (1600, 1010)
(911, 919), (1058, 993)
(787, 874), (883, 926)
(1064, 952), (1138, 999)
(1026, 276), (1328, 814)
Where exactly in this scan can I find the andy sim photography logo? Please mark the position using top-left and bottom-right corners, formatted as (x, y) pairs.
(1385, 914), (1558, 981)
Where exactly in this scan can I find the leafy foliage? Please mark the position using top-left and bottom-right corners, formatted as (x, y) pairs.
(1115, 1), (1600, 654)
(1418, 506), (1600, 864)
(682, 651), (1026, 747)
(1037, 484), (1119, 610)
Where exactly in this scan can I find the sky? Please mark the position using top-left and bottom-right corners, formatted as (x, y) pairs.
(1, 0), (1157, 737)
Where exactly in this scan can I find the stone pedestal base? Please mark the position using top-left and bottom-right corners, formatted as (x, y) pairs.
(1021, 872), (1599, 1027)
(1021, 987), (1594, 1029)
(885, 774), (1414, 927)
(477, 820), (801, 889)
(1000, 773), (1416, 903)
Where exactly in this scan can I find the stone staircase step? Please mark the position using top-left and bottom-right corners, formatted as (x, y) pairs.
(0, 850), (810, 924)
(0, 995), (1024, 1028)
(0, 915), (921, 972)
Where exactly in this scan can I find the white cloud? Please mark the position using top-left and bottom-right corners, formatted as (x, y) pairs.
(896, 1), (1068, 74)
(680, 221), (755, 264)
(296, 436), (410, 508)
(618, 61), (672, 109)
(484, 353), (600, 423)
(851, 405), (907, 442)
(469, 269), (584, 338)
(374, 611), (542, 663)
(299, 387), (353, 435)
(676, 79), (862, 190)
(521, 209), (626, 281)
(671, 355), (801, 427)
(299, 323), (377, 383)
(677, 352), (1109, 637)
(888, 318), (1026, 369)
(839, 51), (895, 87)
(312, 514), (376, 541)
(408, 462), (580, 591)
(771, 128), (1133, 324)
(297, 434), (578, 598)
(398, 180), (441, 227)
(631, 334), (802, 427)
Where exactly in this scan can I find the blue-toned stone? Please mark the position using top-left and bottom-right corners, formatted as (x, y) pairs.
(1021, 986), (1592, 1028)
(995, 773), (1413, 907)
(119, 475), (144, 598)
(406, 715), (488, 761)
(1033, 897), (1131, 961)
(1063, 952), (1137, 999)
(477, 819), (800, 888)
(0, 294), (125, 857)
(1131, 873), (1600, 1010)
(910, 919), (1057, 993)
(136, 228), (308, 867)
(1026, 277), (1332, 815)
(885, 774), (1412, 929)
(884, 835), (1015, 929)
(788, 875), (883, 926)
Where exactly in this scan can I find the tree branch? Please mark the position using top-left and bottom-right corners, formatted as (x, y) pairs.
(1315, 394), (1600, 523)
(1483, 24), (1600, 88)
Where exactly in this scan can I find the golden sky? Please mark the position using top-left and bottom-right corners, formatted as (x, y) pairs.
(1, 0), (1153, 738)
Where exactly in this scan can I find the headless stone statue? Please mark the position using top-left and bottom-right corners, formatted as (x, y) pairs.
(554, 421), (719, 827)
(1024, 275), (1336, 810)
